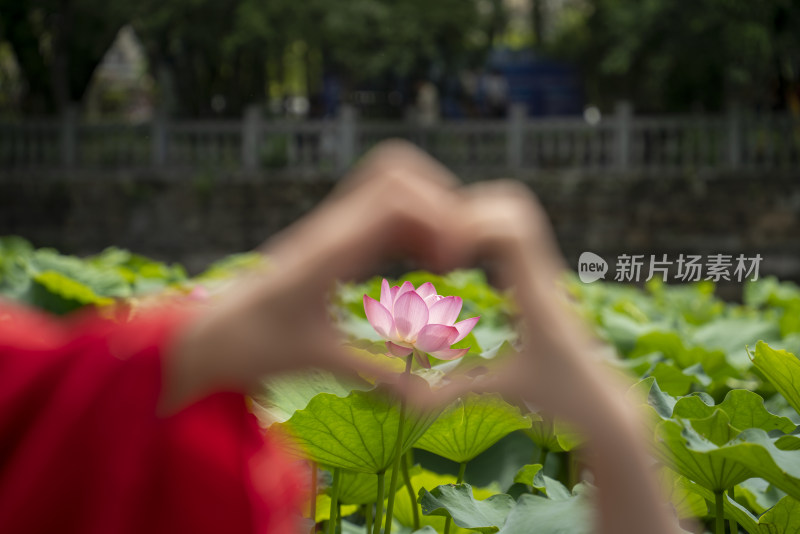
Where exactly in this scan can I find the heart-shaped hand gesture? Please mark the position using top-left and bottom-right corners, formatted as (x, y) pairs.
(168, 141), (680, 534)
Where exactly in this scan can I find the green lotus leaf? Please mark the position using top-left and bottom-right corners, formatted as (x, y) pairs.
(657, 469), (708, 519)
(512, 464), (543, 487)
(274, 383), (440, 474)
(672, 389), (796, 434)
(393, 466), (499, 534)
(314, 493), (358, 522)
(758, 496), (800, 534)
(194, 252), (264, 281)
(627, 376), (677, 419)
(646, 361), (712, 396)
(32, 270), (116, 312)
(339, 520), (362, 534)
(414, 394), (532, 464)
(744, 277), (800, 309)
(656, 413), (754, 492)
(736, 478), (787, 516)
(598, 308), (657, 354)
(332, 466), (403, 505)
(0, 236), (34, 299)
(691, 317), (780, 370)
(321, 466), (494, 534)
(676, 475), (759, 533)
(523, 418), (582, 453)
(659, 417), (800, 498)
(613, 351), (662, 376)
(495, 488), (593, 534)
(454, 430), (534, 491)
(631, 331), (738, 387)
(533, 475), (571, 501)
(511, 464), (571, 500)
(644, 279), (724, 326)
(258, 369), (370, 423)
(715, 430), (800, 500)
(340, 524), (436, 534)
(776, 435), (800, 451)
(418, 483), (515, 533)
(418, 482), (594, 534)
(87, 247), (187, 294)
(751, 342), (800, 417)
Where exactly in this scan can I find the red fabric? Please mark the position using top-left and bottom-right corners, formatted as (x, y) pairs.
(0, 302), (306, 534)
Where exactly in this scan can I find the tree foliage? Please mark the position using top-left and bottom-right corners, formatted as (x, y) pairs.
(1, 0), (493, 117)
(549, 0), (800, 112)
(0, 0), (134, 114)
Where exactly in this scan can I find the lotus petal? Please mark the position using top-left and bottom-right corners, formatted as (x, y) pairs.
(428, 296), (462, 326)
(430, 348), (470, 360)
(453, 317), (480, 343)
(416, 324), (459, 353)
(416, 282), (437, 300)
(379, 279), (394, 312)
(395, 281), (416, 303)
(363, 295), (395, 339)
(394, 291), (429, 340)
(387, 341), (413, 357)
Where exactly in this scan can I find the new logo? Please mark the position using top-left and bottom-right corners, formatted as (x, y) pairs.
(578, 252), (608, 283)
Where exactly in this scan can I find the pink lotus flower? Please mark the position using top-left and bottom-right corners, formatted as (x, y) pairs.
(363, 279), (479, 368)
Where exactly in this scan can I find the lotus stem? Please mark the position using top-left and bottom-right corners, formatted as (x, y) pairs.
(373, 471), (385, 534)
(528, 447), (547, 495)
(365, 503), (373, 534)
(309, 462), (318, 534)
(568, 452), (579, 489)
(714, 491), (724, 534)
(728, 488), (737, 534)
(383, 354), (413, 534)
(444, 462), (468, 534)
(327, 467), (341, 534)
(402, 451), (420, 529)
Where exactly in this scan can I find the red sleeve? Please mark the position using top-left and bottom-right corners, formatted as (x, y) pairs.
(0, 302), (307, 534)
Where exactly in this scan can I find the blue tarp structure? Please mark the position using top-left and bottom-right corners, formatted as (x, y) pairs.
(488, 48), (583, 117)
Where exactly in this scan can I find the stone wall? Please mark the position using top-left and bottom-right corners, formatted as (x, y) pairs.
(1, 170), (798, 292)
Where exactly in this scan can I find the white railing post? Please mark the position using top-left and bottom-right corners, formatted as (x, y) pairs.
(60, 105), (78, 167)
(507, 102), (527, 170)
(152, 107), (167, 168)
(614, 100), (632, 171)
(337, 104), (357, 173)
(242, 104), (262, 171)
(727, 104), (741, 170)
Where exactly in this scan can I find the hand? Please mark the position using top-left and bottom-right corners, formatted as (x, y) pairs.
(454, 180), (629, 430)
(454, 180), (679, 534)
(163, 141), (467, 412)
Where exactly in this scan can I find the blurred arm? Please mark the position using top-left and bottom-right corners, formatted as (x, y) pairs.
(460, 181), (680, 534)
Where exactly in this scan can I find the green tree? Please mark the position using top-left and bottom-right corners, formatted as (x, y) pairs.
(0, 0), (133, 114)
(549, 0), (800, 112)
(1, 0), (502, 117)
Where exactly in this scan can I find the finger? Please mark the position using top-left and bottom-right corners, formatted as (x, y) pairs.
(320, 344), (411, 386)
(266, 163), (464, 286)
(339, 148), (466, 273)
(333, 139), (461, 198)
(458, 180), (566, 284)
